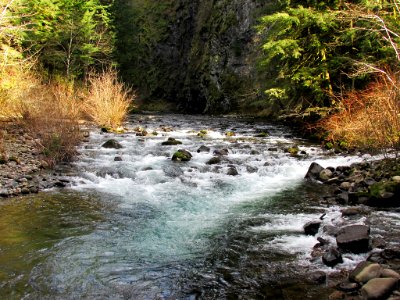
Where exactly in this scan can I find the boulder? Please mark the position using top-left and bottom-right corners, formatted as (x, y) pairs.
(305, 162), (324, 181)
(197, 145), (210, 153)
(207, 156), (222, 165)
(322, 248), (343, 267)
(350, 263), (382, 283)
(102, 139), (123, 149)
(381, 269), (400, 279)
(213, 149), (229, 156)
(162, 138), (183, 146)
(336, 225), (370, 253)
(114, 156), (123, 161)
(319, 169), (333, 181)
(360, 278), (398, 300)
(172, 149), (192, 162)
(304, 221), (321, 236)
(227, 167), (239, 176)
(336, 281), (359, 293)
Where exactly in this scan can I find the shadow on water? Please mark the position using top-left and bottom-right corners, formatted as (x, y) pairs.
(0, 191), (108, 299)
(177, 182), (335, 300)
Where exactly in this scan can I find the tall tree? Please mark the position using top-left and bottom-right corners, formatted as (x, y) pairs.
(18, 0), (114, 79)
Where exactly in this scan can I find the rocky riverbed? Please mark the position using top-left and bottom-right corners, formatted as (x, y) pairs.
(302, 160), (400, 299)
(0, 122), (75, 197)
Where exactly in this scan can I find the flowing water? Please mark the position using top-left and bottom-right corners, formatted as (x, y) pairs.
(1, 114), (399, 299)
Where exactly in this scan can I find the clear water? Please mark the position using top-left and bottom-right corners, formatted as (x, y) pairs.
(1, 114), (397, 299)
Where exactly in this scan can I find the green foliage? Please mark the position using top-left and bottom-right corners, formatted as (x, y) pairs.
(17, 0), (114, 78)
(257, 0), (400, 110)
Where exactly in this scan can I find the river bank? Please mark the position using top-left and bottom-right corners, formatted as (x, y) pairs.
(0, 122), (76, 198)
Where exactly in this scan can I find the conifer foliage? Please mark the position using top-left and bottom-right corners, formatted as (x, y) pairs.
(258, 0), (400, 110)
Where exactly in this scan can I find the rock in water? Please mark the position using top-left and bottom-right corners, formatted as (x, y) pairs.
(305, 162), (324, 181)
(227, 167), (239, 176)
(102, 139), (123, 149)
(197, 145), (210, 153)
(304, 221), (321, 235)
(172, 149), (192, 162)
(360, 278), (398, 300)
(322, 248), (343, 267)
(213, 149), (229, 156)
(336, 225), (370, 253)
(162, 138), (183, 146)
(206, 156), (222, 165)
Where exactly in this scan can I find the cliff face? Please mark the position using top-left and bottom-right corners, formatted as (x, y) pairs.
(114, 0), (269, 113)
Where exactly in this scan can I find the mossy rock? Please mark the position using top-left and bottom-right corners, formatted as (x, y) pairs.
(172, 149), (192, 162)
(255, 132), (269, 138)
(225, 131), (236, 137)
(197, 130), (208, 138)
(286, 146), (299, 156)
(162, 138), (183, 146)
(369, 181), (399, 198)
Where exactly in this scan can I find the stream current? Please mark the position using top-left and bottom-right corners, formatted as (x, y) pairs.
(1, 114), (399, 299)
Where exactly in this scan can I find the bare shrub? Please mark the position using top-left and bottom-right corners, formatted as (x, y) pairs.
(21, 81), (83, 167)
(84, 69), (133, 128)
(320, 74), (400, 152)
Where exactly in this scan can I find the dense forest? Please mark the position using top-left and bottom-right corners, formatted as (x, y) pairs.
(1, 0), (400, 156)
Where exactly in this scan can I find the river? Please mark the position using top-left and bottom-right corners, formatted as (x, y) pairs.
(1, 114), (397, 299)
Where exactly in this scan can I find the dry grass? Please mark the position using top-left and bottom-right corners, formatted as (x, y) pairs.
(84, 69), (133, 128)
(320, 75), (400, 152)
(21, 81), (84, 167)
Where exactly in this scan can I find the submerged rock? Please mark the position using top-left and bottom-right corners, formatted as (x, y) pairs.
(102, 139), (123, 149)
(336, 225), (370, 254)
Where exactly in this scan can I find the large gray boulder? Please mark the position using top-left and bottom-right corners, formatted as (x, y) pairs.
(336, 225), (370, 253)
(360, 278), (398, 300)
(305, 162), (324, 181)
(350, 262), (382, 283)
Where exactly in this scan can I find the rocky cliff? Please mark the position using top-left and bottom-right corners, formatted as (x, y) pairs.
(114, 0), (271, 114)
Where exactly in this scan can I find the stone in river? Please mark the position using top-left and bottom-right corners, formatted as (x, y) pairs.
(305, 162), (324, 181)
(102, 139), (123, 149)
(322, 248), (343, 267)
(336, 225), (370, 253)
(172, 149), (192, 162)
(161, 138), (183, 146)
(213, 149), (229, 156)
(304, 220), (321, 235)
(227, 167), (239, 176)
(197, 145), (210, 153)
